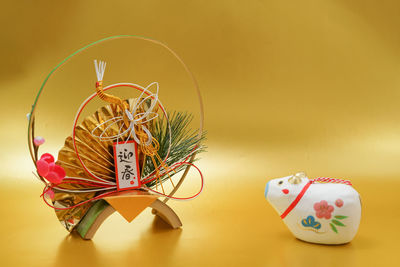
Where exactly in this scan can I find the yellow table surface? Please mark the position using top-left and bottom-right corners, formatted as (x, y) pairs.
(1, 1), (400, 266)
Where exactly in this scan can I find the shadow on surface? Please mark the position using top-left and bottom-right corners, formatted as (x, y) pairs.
(125, 215), (182, 265)
(53, 232), (99, 267)
(282, 237), (357, 266)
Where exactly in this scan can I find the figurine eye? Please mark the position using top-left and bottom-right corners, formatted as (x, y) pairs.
(278, 181), (283, 185)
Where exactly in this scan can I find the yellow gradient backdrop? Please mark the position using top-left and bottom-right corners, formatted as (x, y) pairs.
(1, 1), (400, 266)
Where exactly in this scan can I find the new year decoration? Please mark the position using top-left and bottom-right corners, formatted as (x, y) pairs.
(265, 172), (361, 244)
(27, 35), (205, 239)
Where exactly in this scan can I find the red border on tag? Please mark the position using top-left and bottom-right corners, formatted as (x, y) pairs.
(113, 140), (141, 191)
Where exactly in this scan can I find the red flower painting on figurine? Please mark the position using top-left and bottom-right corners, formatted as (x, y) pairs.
(314, 200), (334, 219)
(335, 199), (344, 207)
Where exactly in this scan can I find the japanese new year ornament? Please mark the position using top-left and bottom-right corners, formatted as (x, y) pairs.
(27, 36), (205, 239)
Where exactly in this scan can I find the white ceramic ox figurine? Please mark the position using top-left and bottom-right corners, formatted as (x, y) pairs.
(265, 172), (361, 245)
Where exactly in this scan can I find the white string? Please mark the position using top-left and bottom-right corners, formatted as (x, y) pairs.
(91, 82), (164, 147)
(94, 60), (106, 81)
(72, 82), (172, 185)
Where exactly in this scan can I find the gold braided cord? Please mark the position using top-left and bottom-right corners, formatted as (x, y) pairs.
(96, 81), (129, 110)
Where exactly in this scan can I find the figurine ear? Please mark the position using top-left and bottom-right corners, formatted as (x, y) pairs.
(288, 172), (307, 184)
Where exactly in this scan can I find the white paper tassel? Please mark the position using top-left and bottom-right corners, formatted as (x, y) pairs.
(94, 60), (106, 81)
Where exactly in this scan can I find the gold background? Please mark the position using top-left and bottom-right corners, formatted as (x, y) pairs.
(1, 0), (400, 266)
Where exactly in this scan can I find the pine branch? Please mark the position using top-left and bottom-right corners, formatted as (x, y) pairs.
(142, 111), (206, 188)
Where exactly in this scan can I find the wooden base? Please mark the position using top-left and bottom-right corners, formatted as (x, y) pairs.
(75, 192), (182, 240)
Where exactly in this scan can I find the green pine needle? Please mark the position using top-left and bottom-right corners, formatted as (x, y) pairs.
(142, 111), (206, 188)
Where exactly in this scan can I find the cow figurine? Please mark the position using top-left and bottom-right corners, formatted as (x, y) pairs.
(264, 172), (361, 245)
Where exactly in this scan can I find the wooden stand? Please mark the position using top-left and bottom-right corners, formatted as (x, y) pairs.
(75, 190), (182, 240)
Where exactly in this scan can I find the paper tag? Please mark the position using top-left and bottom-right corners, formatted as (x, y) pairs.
(113, 141), (141, 190)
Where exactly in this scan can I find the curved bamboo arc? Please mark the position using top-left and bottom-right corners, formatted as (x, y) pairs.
(27, 35), (204, 200)
(77, 199), (182, 240)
